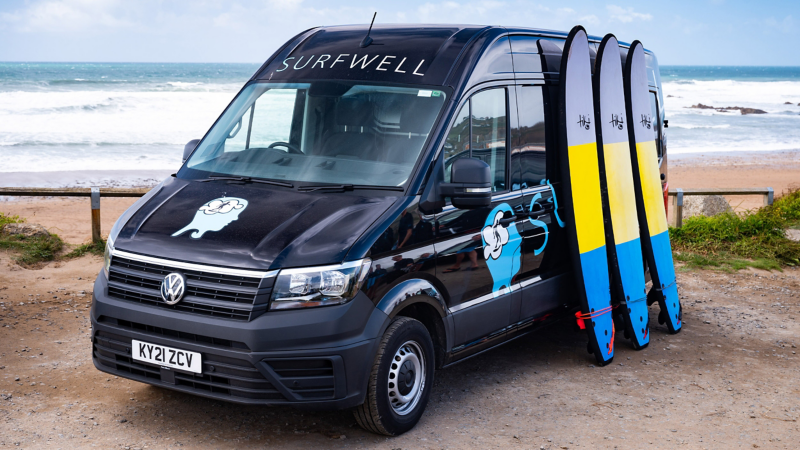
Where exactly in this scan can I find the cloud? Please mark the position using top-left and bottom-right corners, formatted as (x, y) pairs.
(0, 0), (135, 32)
(578, 14), (600, 26)
(606, 5), (652, 23)
(763, 15), (795, 34)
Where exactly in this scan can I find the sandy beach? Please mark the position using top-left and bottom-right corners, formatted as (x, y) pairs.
(669, 150), (800, 216)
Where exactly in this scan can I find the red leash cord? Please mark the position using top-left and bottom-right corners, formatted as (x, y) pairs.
(574, 305), (616, 355)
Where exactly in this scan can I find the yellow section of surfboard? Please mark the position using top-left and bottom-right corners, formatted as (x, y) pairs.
(568, 141), (606, 254)
(636, 139), (668, 237)
(603, 141), (640, 245)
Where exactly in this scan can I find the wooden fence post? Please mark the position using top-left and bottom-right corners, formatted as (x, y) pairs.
(675, 188), (684, 228)
(91, 187), (101, 243)
(764, 187), (774, 206)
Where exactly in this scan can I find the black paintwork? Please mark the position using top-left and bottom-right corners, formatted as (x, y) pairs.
(114, 176), (399, 270)
(94, 23), (665, 407)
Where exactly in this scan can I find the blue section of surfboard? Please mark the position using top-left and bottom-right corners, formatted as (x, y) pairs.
(623, 41), (682, 334)
(593, 34), (650, 349)
(558, 26), (615, 365)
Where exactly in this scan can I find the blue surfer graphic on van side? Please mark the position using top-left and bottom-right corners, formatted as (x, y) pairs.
(172, 197), (248, 239)
(481, 203), (522, 294)
(528, 179), (566, 255)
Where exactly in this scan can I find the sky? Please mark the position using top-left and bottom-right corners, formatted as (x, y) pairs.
(0, 0), (797, 65)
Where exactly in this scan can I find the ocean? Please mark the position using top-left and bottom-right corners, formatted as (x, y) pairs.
(0, 62), (799, 184)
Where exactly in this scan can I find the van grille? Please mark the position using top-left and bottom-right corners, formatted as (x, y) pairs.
(98, 316), (250, 351)
(93, 330), (284, 401)
(107, 253), (274, 321)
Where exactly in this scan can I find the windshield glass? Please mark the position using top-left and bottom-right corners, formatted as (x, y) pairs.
(180, 81), (448, 187)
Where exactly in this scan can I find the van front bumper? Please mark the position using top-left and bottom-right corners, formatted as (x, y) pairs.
(90, 273), (388, 409)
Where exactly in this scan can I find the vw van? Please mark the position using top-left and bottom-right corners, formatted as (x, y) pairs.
(92, 24), (667, 435)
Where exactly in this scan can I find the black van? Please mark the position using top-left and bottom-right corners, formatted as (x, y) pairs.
(91, 24), (668, 435)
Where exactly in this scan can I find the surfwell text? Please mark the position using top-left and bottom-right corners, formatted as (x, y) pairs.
(275, 54), (426, 76)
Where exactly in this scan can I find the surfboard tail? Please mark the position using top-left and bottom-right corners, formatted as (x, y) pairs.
(650, 230), (682, 333)
(578, 246), (615, 365)
(615, 238), (651, 348)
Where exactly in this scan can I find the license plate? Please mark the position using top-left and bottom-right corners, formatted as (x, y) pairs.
(131, 340), (202, 374)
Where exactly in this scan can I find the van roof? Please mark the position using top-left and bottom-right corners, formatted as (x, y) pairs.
(253, 24), (653, 87)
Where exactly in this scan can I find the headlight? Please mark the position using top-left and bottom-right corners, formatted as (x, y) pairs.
(103, 238), (114, 278)
(270, 259), (371, 310)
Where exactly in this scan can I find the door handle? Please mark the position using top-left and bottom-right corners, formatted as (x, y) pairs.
(499, 216), (518, 226)
(528, 203), (554, 218)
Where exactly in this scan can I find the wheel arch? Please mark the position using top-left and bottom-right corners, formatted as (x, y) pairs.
(376, 279), (450, 368)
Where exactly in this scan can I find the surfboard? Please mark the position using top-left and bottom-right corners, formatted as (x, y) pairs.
(558, 26), (615, 365)
(623, 41), (682, 334)
(592, 34), (650, 350)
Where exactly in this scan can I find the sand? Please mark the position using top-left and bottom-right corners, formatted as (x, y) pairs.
(669, 151), (800, 218)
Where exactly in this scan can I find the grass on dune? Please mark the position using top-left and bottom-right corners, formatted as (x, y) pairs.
(64, 239), (106, 258)
(0, 212), (104, 267)
(670, 189), (800, 270)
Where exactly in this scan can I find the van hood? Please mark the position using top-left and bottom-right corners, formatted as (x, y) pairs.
(113, 178), (398, 270)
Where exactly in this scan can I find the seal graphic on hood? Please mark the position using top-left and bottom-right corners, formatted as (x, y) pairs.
(172, 197), (248, 239)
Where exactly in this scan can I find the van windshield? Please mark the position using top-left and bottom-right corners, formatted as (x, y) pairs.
(181, 82), (448, 188)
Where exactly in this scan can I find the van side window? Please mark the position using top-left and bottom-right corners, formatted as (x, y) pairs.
(649, 92), (663, 158)
(515, 86), (547, 187)
(471, 89), (507, 191)
(443, 104), (470, 182)
(444, 88), (508, 192)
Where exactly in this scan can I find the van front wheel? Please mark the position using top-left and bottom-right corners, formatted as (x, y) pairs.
(354, 316), (435, 436)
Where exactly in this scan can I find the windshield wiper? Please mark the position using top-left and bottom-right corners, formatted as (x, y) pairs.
(297, 184), (405, 193)
(197, 175), (293, 188)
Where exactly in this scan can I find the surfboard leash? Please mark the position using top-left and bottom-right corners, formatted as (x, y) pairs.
(574, 305), (617, 355)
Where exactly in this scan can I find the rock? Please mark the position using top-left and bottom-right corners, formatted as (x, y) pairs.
(721, 106), (768, 115)
(786, 229), (800, 242)
(785, 101), (793, 105)
(689, 103), (715, 110)
(1, 223), (50, 238)
(686, 103), (767, 115)
(682, 195), (733, 219)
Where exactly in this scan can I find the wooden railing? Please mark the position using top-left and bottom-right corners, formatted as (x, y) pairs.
(667, 187), (774, 227)
(0, 186), (777, 238)
(0, 187), (149, 243)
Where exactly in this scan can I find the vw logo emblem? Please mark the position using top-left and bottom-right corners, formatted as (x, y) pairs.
(160, 272), (186, 305)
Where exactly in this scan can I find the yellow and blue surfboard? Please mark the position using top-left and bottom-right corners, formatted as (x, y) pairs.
(558, 26), (615, 365)
(623, 41), (682, 334)
(593, 34), (650, 349)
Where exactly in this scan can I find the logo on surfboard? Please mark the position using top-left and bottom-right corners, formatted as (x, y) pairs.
(172, 197), (248, 239)
(640, 114), (652, 130)
(609, 114), (625, 130)
(577, 115), (592, 130)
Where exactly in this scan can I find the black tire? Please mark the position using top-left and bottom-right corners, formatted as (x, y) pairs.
(353, 316), (435, 436)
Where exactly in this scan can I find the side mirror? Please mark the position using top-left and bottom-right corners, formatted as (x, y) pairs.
(439, 158), (492, 209)
(183, 139), (200, 163)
